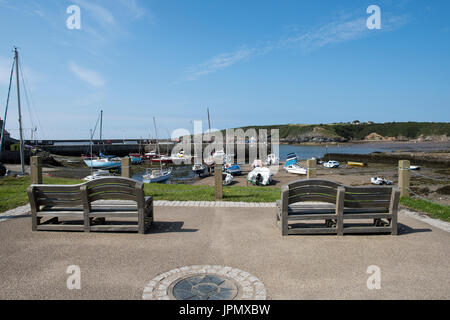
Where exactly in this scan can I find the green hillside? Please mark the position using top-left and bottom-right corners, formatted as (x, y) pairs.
(226, 122), (450, 142)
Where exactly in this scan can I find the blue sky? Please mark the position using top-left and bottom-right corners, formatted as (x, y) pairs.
(0, 0), (449, 140)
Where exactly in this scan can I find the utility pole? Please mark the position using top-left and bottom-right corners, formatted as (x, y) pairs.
(14, 47), (25, 175)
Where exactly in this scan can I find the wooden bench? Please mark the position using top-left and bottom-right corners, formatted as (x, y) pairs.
(27, 177), (153, 234)
(276, 179), (400, 235)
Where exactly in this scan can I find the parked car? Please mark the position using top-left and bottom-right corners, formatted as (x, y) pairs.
(323, 160), (340, 168)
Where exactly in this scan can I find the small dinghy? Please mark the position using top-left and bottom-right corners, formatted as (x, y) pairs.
(143, 168), (173, 183)
(251, 159), (263, 169)
(83, 170), (111, 181)
(224, 163), (242, 175)
(265, 153), (279, 166)
(285, 164), (307, 175)
(222, 173), (233, 185)
(247, 167), (273, 186)
(323, 160), (340, 168)
(410, 165), (421, 170)
(192, 163), (206, 175)
(371, 176), (392, 185)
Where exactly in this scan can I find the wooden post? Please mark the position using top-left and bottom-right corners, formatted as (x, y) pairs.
(121, 157), (131, 178)
(306, 159), (317, 179)
(214, 163), (223, 200)
(398, 160), (410, 197)
(30, 156), (42, 184)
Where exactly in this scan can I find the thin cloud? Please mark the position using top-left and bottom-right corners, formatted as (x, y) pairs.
(180, 11), (408, 82)
(73, 0), (116, 27)
(180, 47), (255, 82)
(118, 0), (146, 19)
(69, 61), (105, 87)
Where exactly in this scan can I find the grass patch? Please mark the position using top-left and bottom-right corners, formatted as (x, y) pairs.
(1, 177), (281, 213)
(400, 197), (450, 222)
(144, 184), (281, 202)
(0, 176), (82, 213)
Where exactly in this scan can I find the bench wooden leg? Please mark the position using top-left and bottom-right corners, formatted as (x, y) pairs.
(281, 210), (288, 236)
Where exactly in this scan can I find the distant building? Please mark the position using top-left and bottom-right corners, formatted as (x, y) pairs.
(352, 120), (360, 125)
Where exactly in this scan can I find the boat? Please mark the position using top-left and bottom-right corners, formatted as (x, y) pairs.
(265, 153), (279, 166)
(144, 117), (173, 183)
(371, 176), (392, 185)
(143, 168), (173, 183)
(251, 159), (263, 169)
(83, 170), (111, 181)
(284, 152), (298, 167)
(410, 165), (421, 170)
(83, 157), (121, 169)
(151, 155), (172, 163)
(204, 154), (215, 167)
(347, 161), (367, 167)
(143, 151), (157, 159)
(129, 153), (143, 164)
(99, 151), (115, 159)
(247, 167), (273, 186)
(323, 160), (340, 168)
(285, 164), (307, 175)
(171, 150), (191, 164)
(222, 173), (233, 185)
(192, 163), (207, 175)
(223, 163), (242, 175)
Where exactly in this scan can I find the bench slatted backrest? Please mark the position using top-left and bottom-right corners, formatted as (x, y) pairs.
(32, 184), (84, 208)
(85, 177), (143, 203)
(344, 186), (392, 210)
(287, 179), (343, 204)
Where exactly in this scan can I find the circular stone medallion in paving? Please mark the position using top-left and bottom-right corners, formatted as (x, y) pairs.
(142, 265), (266, 300)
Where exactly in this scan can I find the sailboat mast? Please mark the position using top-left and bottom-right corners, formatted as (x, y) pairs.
(100, 109), (103, 141)
(207, 108), (211, 132)
(153, 117), (162, 171)
(14, 47), (25, 175)
(0, 58), (15, 158)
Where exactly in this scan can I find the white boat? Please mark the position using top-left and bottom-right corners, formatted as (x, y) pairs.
(323, 160), (340, 168)
(265, 153), (279, 166)
(222, 173), (233, 185)
(144, 117), (173, 183)
(371, 176), (392, 185)
(410, 165), (421, 170)
(143, 168), (173, 183)
(171, 150), (192, 164)
(247, 167), (273, 186)
(285, 164), (307, 175)
(251, 159), (263, 169)
(204, 155), (215, 167)
(83, 170), (111, 181)
(192, 163), (206, 175)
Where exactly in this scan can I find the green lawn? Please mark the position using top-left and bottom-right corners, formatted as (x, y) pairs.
(3, 176), (448, 223)
(0, 176), (82, 213)
(400, 197), (450, 222)
(0, 176), (281, 213)
(143, 184), (281, 202)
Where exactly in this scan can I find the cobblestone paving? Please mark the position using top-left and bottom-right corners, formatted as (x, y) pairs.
(142, 265), (267, 300)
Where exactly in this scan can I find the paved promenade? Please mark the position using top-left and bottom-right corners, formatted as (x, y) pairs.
(0, 203), (449, 299)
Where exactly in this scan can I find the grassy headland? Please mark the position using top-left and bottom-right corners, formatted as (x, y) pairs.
(228, 121), (450, 143)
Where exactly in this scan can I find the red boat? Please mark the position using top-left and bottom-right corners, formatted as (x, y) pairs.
(151, 155), (172, 163)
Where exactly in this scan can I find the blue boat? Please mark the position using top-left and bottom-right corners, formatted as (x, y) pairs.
(100, 152), (115, 159)
(224, 164), (242, 175)
(284, 152), (298, 167)
(129, 154), (143, 164)
(83, 158), (121, 169)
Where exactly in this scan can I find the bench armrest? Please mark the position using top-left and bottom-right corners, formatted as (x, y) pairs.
(144, 196), (153, 208)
